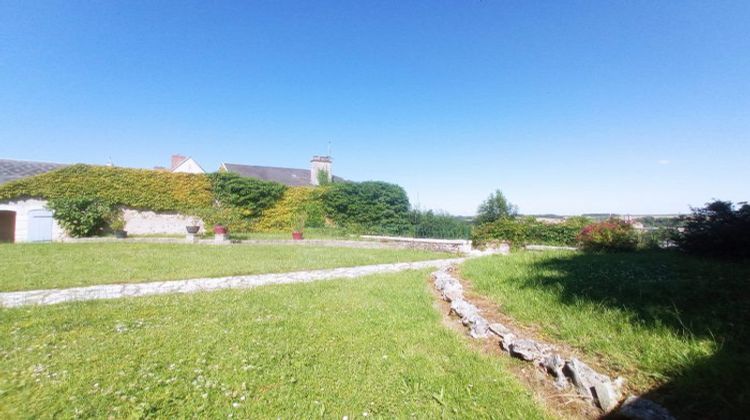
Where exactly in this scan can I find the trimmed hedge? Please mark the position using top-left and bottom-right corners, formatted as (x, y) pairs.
(322, 181), (411, 235)
(0, 164), (213, 212)
(472, 216), (591, 247)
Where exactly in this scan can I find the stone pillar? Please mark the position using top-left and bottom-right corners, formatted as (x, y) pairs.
(214, 233), (227, 244)
(186, 233), (198, 244)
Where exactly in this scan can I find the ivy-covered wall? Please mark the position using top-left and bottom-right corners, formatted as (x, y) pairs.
(0, 164), (213, 212)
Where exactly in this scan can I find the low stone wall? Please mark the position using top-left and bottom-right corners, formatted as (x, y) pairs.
(360, 235), (472, 254)
(122, 209), (203, 236)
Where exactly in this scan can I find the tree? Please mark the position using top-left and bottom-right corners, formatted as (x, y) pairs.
(475, 190), (518, 225)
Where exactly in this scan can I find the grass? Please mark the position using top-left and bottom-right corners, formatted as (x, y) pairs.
(0, 243), (452, 292)
(461, 250), (750, 418)
(0, 270), (548, 418)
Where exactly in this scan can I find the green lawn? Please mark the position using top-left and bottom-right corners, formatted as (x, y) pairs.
(0, 243), (451, 292)
(461, 250), (750, 418)
(0, 270), (548, 419)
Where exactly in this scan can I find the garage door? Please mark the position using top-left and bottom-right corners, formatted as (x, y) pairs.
(28, 209), (53, 242)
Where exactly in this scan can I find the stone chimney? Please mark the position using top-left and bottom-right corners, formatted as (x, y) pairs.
(310, 155), (333, 185)
(171, 154), (186, 170)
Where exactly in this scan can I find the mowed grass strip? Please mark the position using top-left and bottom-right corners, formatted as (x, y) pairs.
(0, 243), (451, 292)
(0, 270), (548, 419)
(461, 251), (750, 418)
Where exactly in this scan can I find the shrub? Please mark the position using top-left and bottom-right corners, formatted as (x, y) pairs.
(676, 200), (750, 259)
(0, 164), (213, 212)
(323, 181), (411, 235)
(577, 219), (638, 252)
(207, 173), (286, 219)
(47, 197), (114, 237)
(408, 210), (472, 239)
(475, 190), (518, 225)
(472, 217), (589, 247)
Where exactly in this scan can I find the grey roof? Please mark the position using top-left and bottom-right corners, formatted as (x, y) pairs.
(222, 163), (345, 186)
(0, 159), (68, 185)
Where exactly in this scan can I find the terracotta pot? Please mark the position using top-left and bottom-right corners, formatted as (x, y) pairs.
(292, 231), (303, 240)
(213, 225), (228, 235)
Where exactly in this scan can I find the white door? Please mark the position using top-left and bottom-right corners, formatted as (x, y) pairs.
(28, 209), (53, 242)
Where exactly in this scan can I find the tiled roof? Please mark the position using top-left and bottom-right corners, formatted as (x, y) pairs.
(0, 159), (68, 184)
(222, 163), (345, 186)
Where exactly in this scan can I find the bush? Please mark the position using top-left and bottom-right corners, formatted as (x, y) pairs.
(577, 219), (638, 252)
(472, 217), (589, 247)
(207, 173), (287, 219)
(323, 181), (411, 235)
(408, 210), (472, 239)
(676, 200), (750, 259)
(47, 197), (114, 237)
(0, 164), (213, 212)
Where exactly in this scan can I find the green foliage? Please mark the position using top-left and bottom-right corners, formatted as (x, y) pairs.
(316, 169), (331, 186)
(577, 219), (638, 252)
(472, 216), (589, 247)
(0, 164), (213, 212)
(323, 181), (411, 235)
(109, 210), (126, 231)
(47, 196), (114, 237)
(677, 200), (750, 259)
(408, 210), (472, 239)
(254, 187), (327, 232)
(207, 173), (287, 219)
(475, 190), (518, 225)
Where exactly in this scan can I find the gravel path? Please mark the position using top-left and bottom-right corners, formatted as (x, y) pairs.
(0, 258), (464, 308)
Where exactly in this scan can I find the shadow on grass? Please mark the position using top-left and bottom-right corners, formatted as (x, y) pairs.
(524, 251), (749, 419)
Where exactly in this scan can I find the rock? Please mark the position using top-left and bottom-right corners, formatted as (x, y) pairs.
(564, 358), (621, 410)
(508, 339), (552, 362)
(541, 354), (568, 389)
(618, 396), (675, 420)
(450, 299), (480, 320)
(499, 332), (515, 352)
(488, 323), (510, 336)
(467, 314), (490, 339)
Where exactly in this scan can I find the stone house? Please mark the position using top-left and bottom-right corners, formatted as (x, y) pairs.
(220, 155), (342, 186)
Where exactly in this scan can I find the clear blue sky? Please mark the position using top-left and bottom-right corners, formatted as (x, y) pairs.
(1, 1), (748, 215)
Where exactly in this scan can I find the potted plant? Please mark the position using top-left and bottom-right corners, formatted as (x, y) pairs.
(291, 212), (306, 240)
(110, 212), (127, 239)
(213, 224), (228, 235)
(186, 216), (200, 234)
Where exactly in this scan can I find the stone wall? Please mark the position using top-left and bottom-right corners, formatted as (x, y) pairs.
(122, 209), (204, 236)
(360, 235), (473, 254)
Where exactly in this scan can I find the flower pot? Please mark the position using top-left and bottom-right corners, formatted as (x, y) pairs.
(114, 230), (128, 239)
(292, 231), (304, 240)
(213, 225), (227, 235)
(186, 225), (200, 234)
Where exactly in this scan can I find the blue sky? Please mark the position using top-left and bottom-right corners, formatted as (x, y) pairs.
(1, 1), (748, 215)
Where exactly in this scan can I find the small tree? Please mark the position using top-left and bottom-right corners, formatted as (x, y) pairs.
(475, 190), (518, 225)
(677, 200), (750, 258)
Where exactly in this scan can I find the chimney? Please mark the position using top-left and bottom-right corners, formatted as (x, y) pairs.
(310, 155), (333, 185)
(171, 154), (186, 170)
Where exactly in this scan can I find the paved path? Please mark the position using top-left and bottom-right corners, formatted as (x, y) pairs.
(0, 258), (464, 308)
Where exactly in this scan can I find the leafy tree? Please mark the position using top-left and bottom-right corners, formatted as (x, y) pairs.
(475, 190), (518, 225)
(677, 200), (750, 258)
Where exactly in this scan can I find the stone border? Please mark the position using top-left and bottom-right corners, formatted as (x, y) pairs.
(0, 258), (464, 308)
(432, 265), (674, 419)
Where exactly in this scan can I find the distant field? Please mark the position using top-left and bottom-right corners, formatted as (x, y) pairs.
(461, 250), (749, 418)
(0, 270), (548, 419)
(0, 243), (450, 292)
